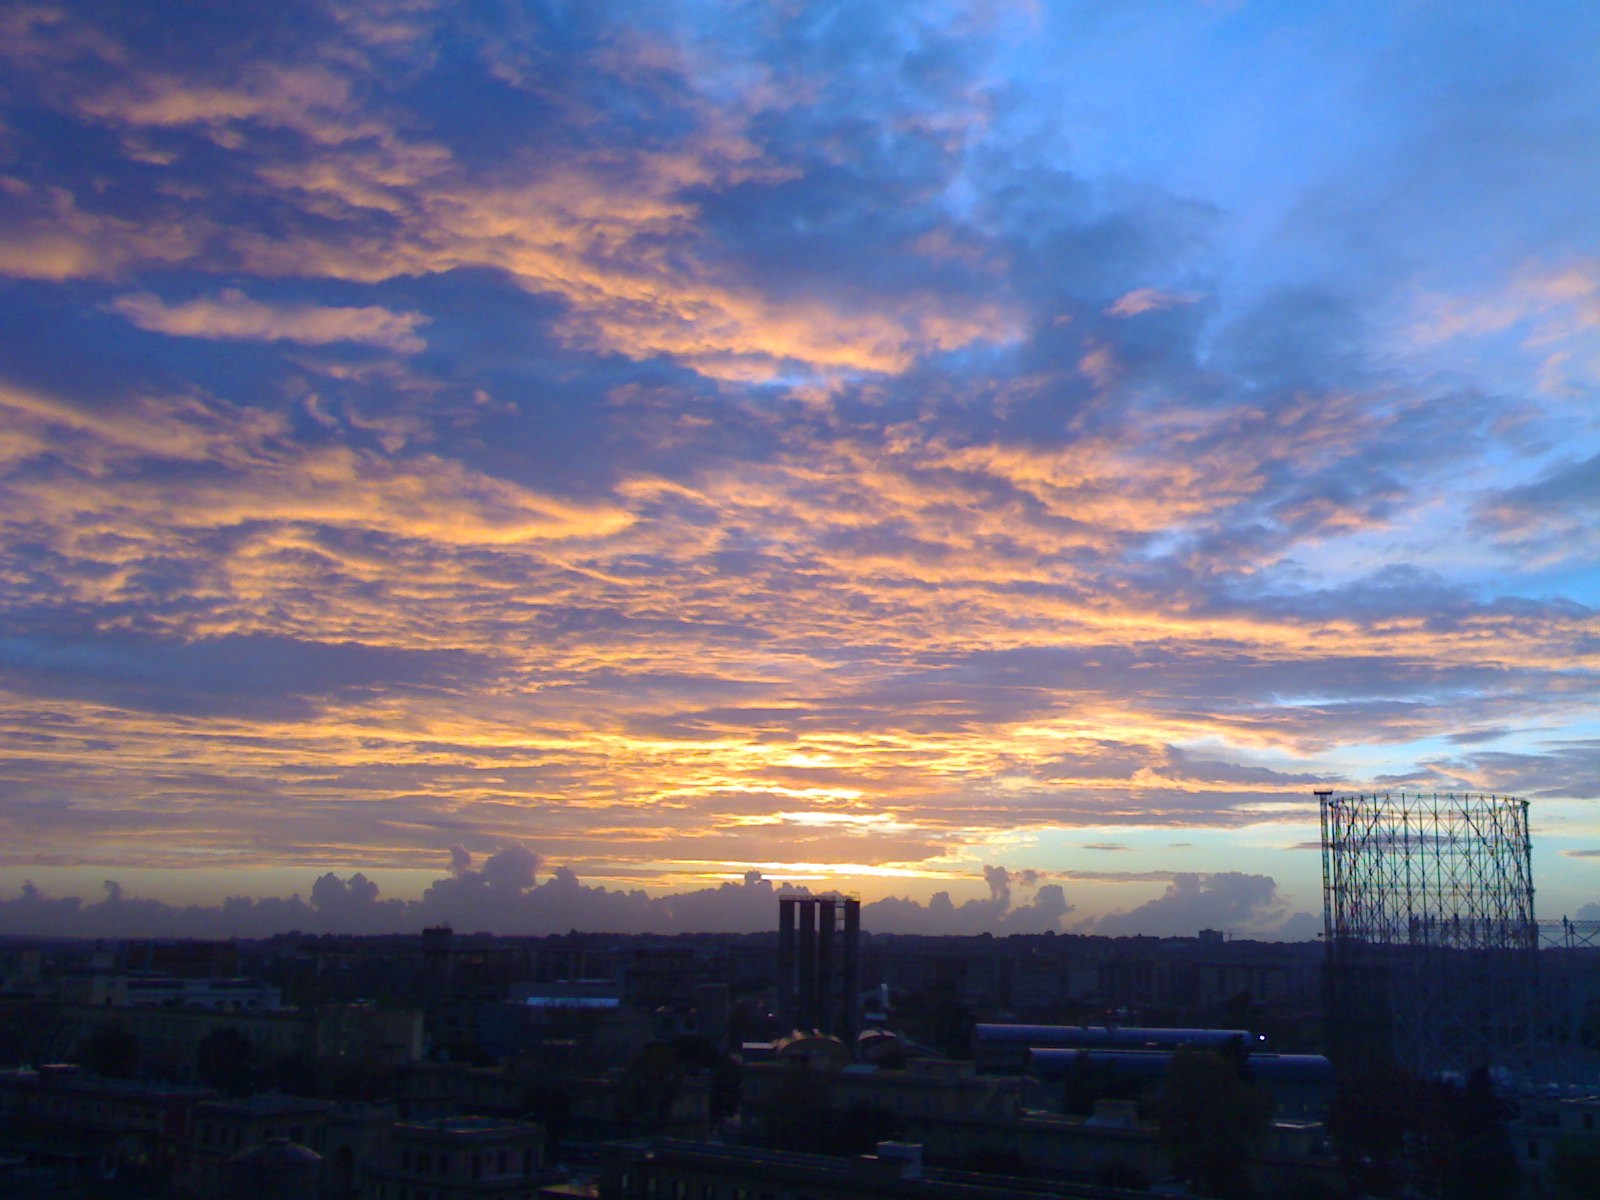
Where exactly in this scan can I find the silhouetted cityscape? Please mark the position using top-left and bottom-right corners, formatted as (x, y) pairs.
(4, 888), (1599, 1198)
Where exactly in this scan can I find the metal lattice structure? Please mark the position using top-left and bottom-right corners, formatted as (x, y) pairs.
(1541, 918), (1600, 951)
(1319, 790), (1538, 1074)
(1536, 920), (1600, 1075)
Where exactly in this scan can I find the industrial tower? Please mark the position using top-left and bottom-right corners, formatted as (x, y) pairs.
(777, 894), (861, 1040)
(1319, 790), (1538, 1074)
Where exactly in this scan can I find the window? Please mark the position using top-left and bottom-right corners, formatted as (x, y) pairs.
(1586, 1113), (1595, 1131)
(417, 1151), (431, 1174)
(1529, 1142), (1540, 1160)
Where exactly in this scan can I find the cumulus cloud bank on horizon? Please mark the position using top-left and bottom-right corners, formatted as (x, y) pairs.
(0, 850), (1312, 942)
(0, 1), (1597, 935)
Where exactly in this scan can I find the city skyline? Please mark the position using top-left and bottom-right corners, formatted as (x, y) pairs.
(1, 2), (1597, 937)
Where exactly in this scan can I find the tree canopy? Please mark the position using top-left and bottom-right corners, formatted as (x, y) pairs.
(1156, 1048), (1275, 1199)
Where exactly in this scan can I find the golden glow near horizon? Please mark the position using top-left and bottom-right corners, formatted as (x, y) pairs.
(0, 3), (1597, 934)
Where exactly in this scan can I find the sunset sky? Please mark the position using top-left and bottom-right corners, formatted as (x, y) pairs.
(1, 1), (1597, 938)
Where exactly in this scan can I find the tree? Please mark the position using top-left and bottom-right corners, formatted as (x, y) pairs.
(759, 1064), (831, 1150)
(1155, 1048), (1275, 1199)
(832, 1101), (905, 1157)
(1327, 1065), (1515, 1200)
(1060, 1050), (1148, 1116)
(961, 1147), (1035, 1178)
(196, 1027), (257, 1095)
(1095, 1159), (1152, 1191)
(0, 1001), (74, 1069)
(727, 997), (776, 1046)
(888, 986), (974, 1058)
(759, 1068), (905, 1157)
(317, 1050), (395, 1102)
(1547, 1138), (1600, 1200)
(82, 1024), (140, 1079)
(1221, 990), (1259, 1034)
(672, 1035), (741, 1123)
(623, 1042), (685, 1134)
(522, 1082), (573, 1163)
(1439, 1068), (1518, 1200)
(273, 1051), (318, 1096)
(1327, 1064), (1430, 1196)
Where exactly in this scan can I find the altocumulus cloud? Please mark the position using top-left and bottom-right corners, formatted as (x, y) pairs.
(0, 2), (1595, 928)
(111, 291), (430, 354)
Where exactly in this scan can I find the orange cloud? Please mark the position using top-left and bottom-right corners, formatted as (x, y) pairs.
(33, 38), (1020, 381)
(0, 383), (633, 558)
(0, 178), (204, 281)
(111, 289), (429, 352)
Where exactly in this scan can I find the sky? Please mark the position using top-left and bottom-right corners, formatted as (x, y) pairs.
(0, 0), (1597, 940)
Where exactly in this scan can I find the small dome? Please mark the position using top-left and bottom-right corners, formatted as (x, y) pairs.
(228, 1136), (322, 1166)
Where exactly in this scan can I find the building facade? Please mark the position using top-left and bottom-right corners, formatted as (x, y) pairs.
(362, 1116), (546, 1200)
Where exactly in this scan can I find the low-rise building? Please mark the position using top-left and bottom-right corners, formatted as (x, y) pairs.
(362, 1116), (547, 1199)
(1511, 1087), (1600, 1180)
(219, 1137), (323, 1200)
(178, 1092), (337, 1197)
(743, 1056), (1019, 1130)
(600, 1138), (1140, 1200)
(0, 1064), (215, 1179)
(66, 974), (283, 1010)
(973, 1024), (1257, 1075)
(1023, 1047), (1335, 1122)
(55, 1000), (423, 1085)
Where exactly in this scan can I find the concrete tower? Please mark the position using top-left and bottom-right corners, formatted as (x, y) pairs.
(778, 894), (861, 1039)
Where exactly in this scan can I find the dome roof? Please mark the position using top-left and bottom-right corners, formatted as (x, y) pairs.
(228, 1137), (322, 1165)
